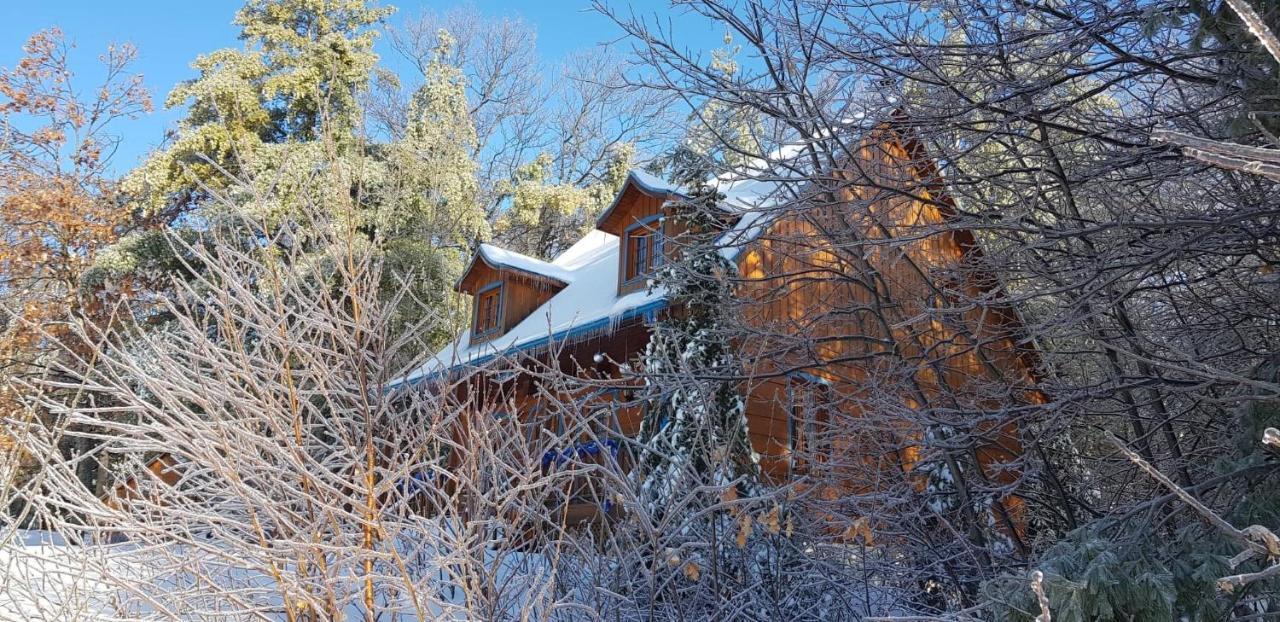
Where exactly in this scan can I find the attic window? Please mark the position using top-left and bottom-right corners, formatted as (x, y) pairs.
(623, 216), (662, 284)
(473, 282), (503, 338)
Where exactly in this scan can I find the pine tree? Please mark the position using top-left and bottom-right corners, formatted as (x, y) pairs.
(635, 175), (759, 512)
(91, 2), (488, 349)
(377, 29), (489, 345)
(493, 144), (634, 259)
(123, 0), (392, 218)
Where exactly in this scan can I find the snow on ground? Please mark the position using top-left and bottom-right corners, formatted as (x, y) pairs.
(0, 529), (556, 621)
(1, 531), (291, 621)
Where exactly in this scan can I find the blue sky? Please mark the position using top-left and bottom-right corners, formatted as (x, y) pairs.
(0, 1), (714, 173)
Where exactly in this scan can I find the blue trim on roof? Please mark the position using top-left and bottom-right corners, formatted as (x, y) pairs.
(387, 298), (669, 391)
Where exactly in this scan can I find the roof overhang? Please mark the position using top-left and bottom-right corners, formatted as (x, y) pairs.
(455, 244), (571, 294)
(387, 298), (668, 390)
(595, 171), (690, 236)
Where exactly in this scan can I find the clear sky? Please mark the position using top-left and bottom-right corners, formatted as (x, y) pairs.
(0, 1), (711, 173)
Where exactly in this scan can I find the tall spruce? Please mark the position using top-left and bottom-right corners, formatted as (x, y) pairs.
(635, 167), (759, 511)
(122, 0), (392, 218)
(90, 0), (487, 348)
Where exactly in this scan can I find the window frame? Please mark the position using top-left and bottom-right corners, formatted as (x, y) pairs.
(787, 377), (833, 473)
(472, 281), (504, 339)
(622, 215), (664, 285)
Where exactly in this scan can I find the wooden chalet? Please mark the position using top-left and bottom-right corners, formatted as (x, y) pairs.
(395, 124), (1041, 536)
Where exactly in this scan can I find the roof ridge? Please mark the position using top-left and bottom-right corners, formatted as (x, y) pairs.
(477, 242), (552, 265)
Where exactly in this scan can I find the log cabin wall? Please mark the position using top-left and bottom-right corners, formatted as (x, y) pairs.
(441, 130), (1039, 531)
(108, 454), (182, 511)
(446, 318), (653, 452)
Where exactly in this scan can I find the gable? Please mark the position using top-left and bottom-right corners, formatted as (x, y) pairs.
(456, 244), (572, 295)
(595, 170), (688, 236)
(455, 244), (576, 344)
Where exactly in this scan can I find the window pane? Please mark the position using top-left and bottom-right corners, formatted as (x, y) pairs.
(625, 223), (662, 283)
(636, 233), (648, 273)
(475, 286), (501, 334)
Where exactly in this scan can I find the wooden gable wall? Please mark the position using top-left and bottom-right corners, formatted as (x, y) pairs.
(463, 261), (562, 344)
(731, 128), (1037, 511)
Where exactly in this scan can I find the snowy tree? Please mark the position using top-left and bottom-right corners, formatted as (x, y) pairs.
(635, 179), (759, 513)
(0, 28), (152, 502)
(381, 7), (677, 257)
(122, 0), (391, 218)
(1, 173), (586, 621)
(493, 145), (634, 259)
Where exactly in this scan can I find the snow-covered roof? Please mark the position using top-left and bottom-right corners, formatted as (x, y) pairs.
(456, 243), (575, 291)
(392, 229), (667, 387)
(390, 161), (805, 389)
(628, 169), (690, 197)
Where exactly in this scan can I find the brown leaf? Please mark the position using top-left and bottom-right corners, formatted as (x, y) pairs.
(760, 505), (781, 535)
(683, 561), (701, 582)
(736, 512), (753, 548)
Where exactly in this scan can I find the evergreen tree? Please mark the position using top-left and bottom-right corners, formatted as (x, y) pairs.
(635, 175), (759, 512)
(377, 29), (489, 344)
(493, 144), (633, 259)
(1188, 0), (1280, 135)
(636, 41), (764, 513)
(123, 0), (392, 218)
(90, 2), (488, 347)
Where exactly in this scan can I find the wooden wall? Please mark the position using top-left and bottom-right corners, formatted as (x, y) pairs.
(732, 128), (1036, 531)
(107, 453), (182, 510)
(451, 132), (1039, 532)
(462, 261), (563, 345)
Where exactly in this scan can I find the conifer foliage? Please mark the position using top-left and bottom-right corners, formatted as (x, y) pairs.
(635, 177), (759, 512)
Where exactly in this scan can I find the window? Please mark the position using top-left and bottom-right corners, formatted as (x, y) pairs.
(473, 282), (502, 337)
(787, 381), (832, 473)
(624, 216), (662, 283)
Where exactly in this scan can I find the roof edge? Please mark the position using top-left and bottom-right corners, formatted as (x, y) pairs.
(388, 298), (669, 390)
(594, 170), (690, 232)
(454, 244), (571, 293)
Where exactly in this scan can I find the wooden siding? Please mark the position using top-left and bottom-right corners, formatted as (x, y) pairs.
(615, 193), (668, 297)
(107, 453), (182, 510)
(732, 128), (1035, 533)
(461, 260), (563, 345)
(449, 126), (1038, 534)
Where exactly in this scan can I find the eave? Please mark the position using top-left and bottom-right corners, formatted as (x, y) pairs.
(455, 244), (572, 294)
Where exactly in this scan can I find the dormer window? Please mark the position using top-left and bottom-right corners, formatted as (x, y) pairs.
(595, 172), (687, 296)
(473, 282), (503, 339)
(456, 245), (569, 344)
(623, 216), (663, 284)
